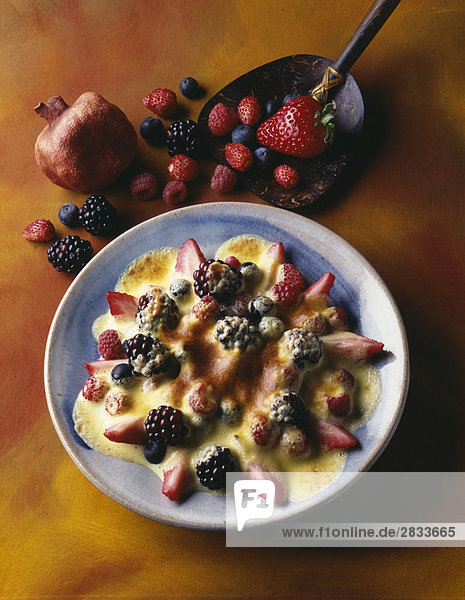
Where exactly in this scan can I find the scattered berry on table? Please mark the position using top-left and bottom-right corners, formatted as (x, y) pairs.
(167, 154), (200, 183)
(231, 124), (256, 148)
(258, 316), (284, 340)
(110, 362), (134, 387)
(123, 333), (173, 377)
(79, 195), (117, 235)
(253, 146), (275, 171)
(238, 261), (261, 287)
(249, 295), (275, 320)
(166, 120), (205, 158)
(137, 287), (179, 334)
(144, 439), (167, 464)
(225, 143), (253, 172)
(279, 263), (305, 291)
(130, 172), (158, 201)
(105, 391), (130, 415)
(169, 278), (191, 300)
(139, 116), (165, 146)
(192, 295), (220, 322)
(193, 259), (242, 300)
(219, 399), (242, 425)
(47, 235), (93, 273)
(162, 181), (188, 206)
(210, 164), (237, 193)
(98, 329), (125, 360)
(250, 413), (279, 447)
(270, 280), (302, 305)
(264, 98), (281, 118)
(282, 93), (299, 105)
(238, 96), (262, 126)
(274, 165), (300, 189)
(326, 392), (351, 417)
(280, 426), (309, 458)
(145, 405), (188, 445)
(214, 315), (260, 352)
(223, 256), (241, 270)
(22, 218), (55, 242)
(188, 382), (218, 414)
(270, 392), (306, 425)
(143, 88), (177, 118)
(195, 445), (237, 490)
(208, 103), (239, 136)
(283, 328), (322, 369)
(58, 203), (80, 227)
(325, 306), (348, 330)
(179, 76), (201, 99)
(82, 376), (108, 402)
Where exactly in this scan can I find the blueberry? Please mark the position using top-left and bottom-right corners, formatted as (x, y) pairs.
(139, 117), (165, 146)
(111, 363), (134, 387)
(144, 440), (167, 464)
(253, 147), (274, 171)
(231, 124), (256, 148)
(169, 278), (191, 299)
(58, 203), (80, 227)
(238, 261), (261, 286)
(282, 93), (300, 105)
(264, 99), (281, 118)
(179, 76), (201, 99)
(249, 295), (275, 319)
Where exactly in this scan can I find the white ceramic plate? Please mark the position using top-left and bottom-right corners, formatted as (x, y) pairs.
(44, 202), (409, 529)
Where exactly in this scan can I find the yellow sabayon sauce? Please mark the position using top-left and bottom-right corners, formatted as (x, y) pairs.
(73, 235), (381, 502)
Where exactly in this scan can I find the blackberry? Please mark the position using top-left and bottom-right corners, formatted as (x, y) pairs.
(137, 287), (179, 334)
(144, 405), (188, 445)
(144, 440), (167, 464)
(270, 392), (307, 426)
(47, 235), (93, 273)
(79, 194), (117, 235)
(166, 120), (205, 158)
(122, 333), (172, 377)
(195, 445), (237, 490)
(214, 316), (260, 352)
(284, 328), (322, 369)
(249, 295), (275, 320)
(169, 278), (191, 300)
(193, 259), (242, 301)
(111, 363), (134, 387)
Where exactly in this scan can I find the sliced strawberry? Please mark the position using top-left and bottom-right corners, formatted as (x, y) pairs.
(246, 463), (286, 504)
(262, 242), (286, 289)
(103, 416), (147, 444)
(106, 291), (138, 318)
(321, 332), (384, 362)
(303, 272), (335, 300)
(162, 460), (192, 501)
(84, 359), (127, 376)
(266, 241), (286, 263)
(174, 238), (206, 278)
(312, 415), (358, 450)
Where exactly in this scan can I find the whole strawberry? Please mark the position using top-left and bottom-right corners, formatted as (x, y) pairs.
(274, 165), (299, 189)
(238, 96), (262, 126)
(257, 97), (336, 159)
(167, 154), (200, 182)
(22, 219), (55, 242)
(225, 143), (253, 172)
(208, 103), (239, 136)
(143, 88), (177, 118)
(210, 164), (237, 193)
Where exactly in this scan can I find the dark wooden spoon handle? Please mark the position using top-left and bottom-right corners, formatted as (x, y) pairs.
(332, 0), (401, 77)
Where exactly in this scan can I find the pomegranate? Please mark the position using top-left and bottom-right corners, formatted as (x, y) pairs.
(34, 92), (137, 193)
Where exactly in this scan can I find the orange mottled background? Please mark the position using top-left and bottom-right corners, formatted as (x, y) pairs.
(1, 1), (465, 599)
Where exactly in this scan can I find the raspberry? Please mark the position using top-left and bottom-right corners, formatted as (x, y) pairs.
(227, 293), (251, 317)
(105, 391), (130, 415)
(137, 287), (179, 334)
(279, 263), (305, 291)
(274, 165), (300, 189)
(188, 382), (218, 414)
(122, 333), (172, 377)
(225, 143), (253, 172)
(193, 259), (242, 301)
(191, 295), (220, 322)
(79, 195), (117, 236)
(143, 88), (177, 118)
(208, 103), (239, 136)
(214, 316), (260, 352)
(325, 306), (348, 330)
(98, 329), (125, 360)
(162, 181), (188, 206)
(250, 414), (279, 447)
(22, 219), (55, 242)
(280, 426), (309, 458)
(82, 377), (108, 402)
(270, 280), (301, 305)
(283, 328), (323, 369)
(270, 392), (306, 425)
(223, 256), (241, 270)
(326, 392), (351, 417)
(279, 364), (301, 392)
(195, 445), (237, 490)
(47, 235), (93, 273)
(166, 120), (204, 158)
(144, 405), (188, 445)
(129, 172), (158, 201)
(238, 96), (262, 126)
(210, 164), (237, 193)
(167, 154), (200, 183)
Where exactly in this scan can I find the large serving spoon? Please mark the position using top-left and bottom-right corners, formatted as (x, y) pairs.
(198, 0), (401, 208)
